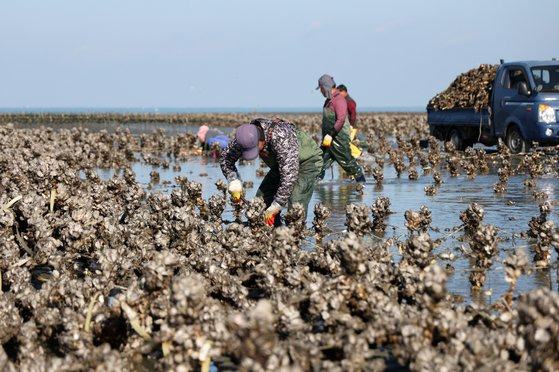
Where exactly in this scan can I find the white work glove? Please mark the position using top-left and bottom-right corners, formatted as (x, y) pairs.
(322, 134), (333, 147)
(264, 201), (283, 226)
(228, 179), (243, 201)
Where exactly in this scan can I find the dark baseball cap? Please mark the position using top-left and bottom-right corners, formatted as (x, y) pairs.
(316, 74), (336, 98)
(235, 124), (260, 160)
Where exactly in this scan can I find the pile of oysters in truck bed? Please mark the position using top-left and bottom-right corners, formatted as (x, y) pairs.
(428, 64), (499, 112)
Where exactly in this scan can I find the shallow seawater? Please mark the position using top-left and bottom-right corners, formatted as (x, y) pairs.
(42, 122), (558, 305)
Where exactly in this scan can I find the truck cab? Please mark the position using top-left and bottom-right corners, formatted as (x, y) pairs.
(493, 61), (559, 152)
(427, 60), (559, 153)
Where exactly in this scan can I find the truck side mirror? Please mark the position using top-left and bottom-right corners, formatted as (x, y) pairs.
(517, 81), (531, 96)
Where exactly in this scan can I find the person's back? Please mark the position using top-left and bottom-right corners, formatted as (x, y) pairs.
(206, 134), (230, 150)
(337, 84), (357, 127)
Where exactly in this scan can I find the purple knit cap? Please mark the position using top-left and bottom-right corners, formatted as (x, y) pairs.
(235, 124), (260, 160)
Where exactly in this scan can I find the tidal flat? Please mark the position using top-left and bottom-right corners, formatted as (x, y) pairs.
(1, 112), (558, 371)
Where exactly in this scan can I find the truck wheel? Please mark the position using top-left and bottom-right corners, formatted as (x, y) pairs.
(463, 139), (475, 150)
(432, 128), (444, 141)
(448, 129), (465, 151)
(506, 126), (530, 154)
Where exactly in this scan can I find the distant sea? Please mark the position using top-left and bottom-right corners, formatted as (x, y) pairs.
(0, 107), (425, 114)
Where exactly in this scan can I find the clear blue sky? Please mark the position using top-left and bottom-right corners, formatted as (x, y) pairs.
(1, 0), (557, 109)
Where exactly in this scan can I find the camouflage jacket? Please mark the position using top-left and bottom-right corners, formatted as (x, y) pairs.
(220, 118), (300, 207)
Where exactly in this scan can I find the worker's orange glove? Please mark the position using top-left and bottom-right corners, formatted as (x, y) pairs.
(264, 202), (282, 226)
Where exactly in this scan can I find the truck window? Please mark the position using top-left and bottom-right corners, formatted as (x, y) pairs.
(499, 69), (507, 87)
(507, 68), (527, 90)
(531, 66), (559, 93)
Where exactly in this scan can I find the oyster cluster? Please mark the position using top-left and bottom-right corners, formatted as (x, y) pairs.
(528, 202), (554, 267)
(460, 202), (485, 236)
(371, 196), (391, 233)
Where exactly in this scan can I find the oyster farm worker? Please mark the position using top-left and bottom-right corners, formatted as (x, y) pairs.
(317, 74), (365, 182)
(336, 83), (362, 159)
(336, 84), (357, 128)
(196, 125), (230, 157)
(220, 118), (323, 226)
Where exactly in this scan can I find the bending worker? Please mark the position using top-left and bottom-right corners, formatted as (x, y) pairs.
(316, 74), (365, 182)
(220, 118), (323, 226)
(196, 125), (231, 156)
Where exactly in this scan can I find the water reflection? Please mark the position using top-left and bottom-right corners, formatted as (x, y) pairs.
(316, 181), (364, 233)
(533, 268), (552, 291)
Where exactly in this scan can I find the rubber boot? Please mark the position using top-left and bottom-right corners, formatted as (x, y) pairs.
(316, 169), (325, 182)
(355, 174), (366, 183)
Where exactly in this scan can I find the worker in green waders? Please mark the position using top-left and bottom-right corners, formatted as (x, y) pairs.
(220, 118), (323, 226)
(316, 74), (366, 183)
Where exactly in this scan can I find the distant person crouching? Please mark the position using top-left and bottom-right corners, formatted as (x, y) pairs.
(196, 125), (230, 158)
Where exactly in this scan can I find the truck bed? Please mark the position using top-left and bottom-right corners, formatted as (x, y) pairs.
(427, 108), (490, 127)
